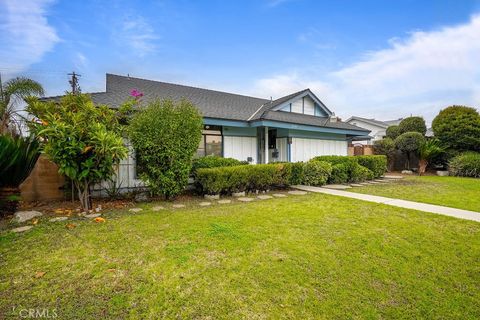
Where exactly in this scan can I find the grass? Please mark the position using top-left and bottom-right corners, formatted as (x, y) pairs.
(351, 176), (480, 212)
(1, 193), (479, 319)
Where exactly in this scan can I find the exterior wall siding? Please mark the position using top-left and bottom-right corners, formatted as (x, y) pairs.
(290, 138), (347, 162)
(223, 136), (257, 163)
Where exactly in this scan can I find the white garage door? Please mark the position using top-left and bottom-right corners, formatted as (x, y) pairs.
(290, 138), (347, 162)
(223, 136), (257, 163)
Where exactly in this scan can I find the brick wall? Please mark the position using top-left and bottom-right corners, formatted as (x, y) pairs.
(20, 155), (65, 202)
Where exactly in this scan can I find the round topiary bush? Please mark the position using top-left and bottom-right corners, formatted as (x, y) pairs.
(398, 116), (427, 135)
(386, 125), (401, 139)
(395, 132), (425, 169)
(373, 138), (395, 170)
(432, 105), (480, 152)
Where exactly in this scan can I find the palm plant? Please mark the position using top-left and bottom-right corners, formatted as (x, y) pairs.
(0, 76), (44, 135)
(0, 135), (40, 216)
(418, 139), (445, 175)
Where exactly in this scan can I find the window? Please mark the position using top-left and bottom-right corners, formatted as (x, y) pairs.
(196, 125), (223, 157)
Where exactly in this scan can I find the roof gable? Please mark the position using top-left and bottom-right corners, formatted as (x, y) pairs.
(269, 89), (333, 116)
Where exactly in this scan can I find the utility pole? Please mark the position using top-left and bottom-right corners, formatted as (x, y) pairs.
(68, 71), (81, 94)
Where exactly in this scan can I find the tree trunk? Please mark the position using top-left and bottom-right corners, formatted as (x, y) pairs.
(75, 181), (92, 211)
(419, 159), (428, 176)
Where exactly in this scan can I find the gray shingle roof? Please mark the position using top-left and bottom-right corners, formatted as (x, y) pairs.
(42, 74), (368, 134)
(257, 111), (368, 132)
(93, 74), (269, 121)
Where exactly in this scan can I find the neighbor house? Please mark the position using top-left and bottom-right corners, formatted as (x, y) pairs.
(45, 74), (370, 190)
(345, 116), (403, 145)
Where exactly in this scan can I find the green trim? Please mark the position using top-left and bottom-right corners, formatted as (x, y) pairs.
(250, 120), (369, 136)
(203, 118), (249, 127)
(203, 117), (368, 136)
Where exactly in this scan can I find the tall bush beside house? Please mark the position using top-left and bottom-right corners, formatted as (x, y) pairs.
(0, 135), (39, 216)
(129, 99), (203, 199)
(373, 138), (395, 171)
(356, 155), (387, 178)
(394, 132), (425, 169)
(448, 152), (480, 178)
(27, 94), (128, 211)
(418, 139), (445, 175)
(432, 106), (480, 152)
(398, 116), (427, 135)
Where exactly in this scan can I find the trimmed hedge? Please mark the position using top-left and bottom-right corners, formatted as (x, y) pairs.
(196, 161), (332, 195)
(356, 155), (387, 178)
(196, 155), (384, 195)
(329, 163), (350, 184)
(312, 155), (382, 183)
(192, 155), (248, 174)
(303, 161), (332, 186)
(449, 152), (480, 178)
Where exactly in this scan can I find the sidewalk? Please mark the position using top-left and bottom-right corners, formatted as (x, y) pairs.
(292, 185), (480, 222)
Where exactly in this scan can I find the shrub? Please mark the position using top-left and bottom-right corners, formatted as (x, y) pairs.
(449, 152), (480, 178)
(0, 135), (40, 216)
(312, 155), (374, 183)
(192, 155), (247, 174)
(303, 161), (332, 186)
(356, 155), (387, 178)
(432, 105), (480, 152)
(312, 155), (358, 166)
(373, 138), (395, 170)
(386, 125), (401, 139)
(27, 94), (128, 210)
(350, 164), (374, 182)
(284, 162), (305, 185)
(418, 139), (445, 175)
(129, 99), (203, 199)
(329, 163), (350, 184)
(395, 132), (425, 169)
(398, 116), (427, 135)
(196, 163), (289, 195)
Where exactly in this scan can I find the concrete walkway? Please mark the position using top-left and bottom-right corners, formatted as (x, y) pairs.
(292, 185), (480, 222)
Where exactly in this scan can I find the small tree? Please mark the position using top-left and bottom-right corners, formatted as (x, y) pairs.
(432, 105), (480, 152)
(418, 139), (445, 175)
(0, 76), (44, 135)
(27, 94), (128, 210)
(373, 138), (395, 171)
(128, 99), (203, 199)
(398, 116), (427, 135)
(386, 125), (401, 139)
(394, 132), (425, 169)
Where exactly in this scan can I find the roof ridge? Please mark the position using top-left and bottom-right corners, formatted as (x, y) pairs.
(106, 73), (269, 102)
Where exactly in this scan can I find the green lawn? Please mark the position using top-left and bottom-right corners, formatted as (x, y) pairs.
(1, 193), (479, 319)
(351, 176), (480, 212)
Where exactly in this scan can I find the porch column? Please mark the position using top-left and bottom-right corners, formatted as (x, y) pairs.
(264, 126), (269, 164)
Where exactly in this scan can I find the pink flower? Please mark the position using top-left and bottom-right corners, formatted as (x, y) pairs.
(130, 89), (144, 98)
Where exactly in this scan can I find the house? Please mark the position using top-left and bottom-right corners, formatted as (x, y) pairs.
(45, 74), (370, 190)
(345, 116), (403, 145)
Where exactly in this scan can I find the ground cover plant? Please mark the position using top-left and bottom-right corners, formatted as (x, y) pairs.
(351, 175), (480, 212)
(1, 193), (479, 319)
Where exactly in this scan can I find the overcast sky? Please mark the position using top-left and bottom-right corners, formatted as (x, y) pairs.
(1, 0), (479, 122)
